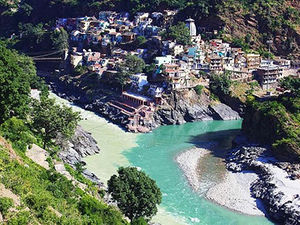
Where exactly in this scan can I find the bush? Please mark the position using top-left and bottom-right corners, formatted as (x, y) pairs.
(194, 85), (204, 95)
(0, 117), (35, 152)
(131, 217), (148, 225)
(78, 195), (127, 225)
(7, 211), (31, 225)
(0, 197), (14, 216)
(25, 193), (50, 213)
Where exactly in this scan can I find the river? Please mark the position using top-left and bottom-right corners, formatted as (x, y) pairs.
(51, 93), (273, 225)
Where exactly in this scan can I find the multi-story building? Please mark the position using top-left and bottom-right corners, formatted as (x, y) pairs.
(257, 66), (283, 90)
(245, 53), (261, 70)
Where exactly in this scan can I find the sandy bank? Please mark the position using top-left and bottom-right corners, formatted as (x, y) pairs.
(175, 147), (210, 191)
(206, 171), (265, 216)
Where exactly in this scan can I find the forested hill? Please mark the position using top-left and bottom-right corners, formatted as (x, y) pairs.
(1, 0), (300, 58)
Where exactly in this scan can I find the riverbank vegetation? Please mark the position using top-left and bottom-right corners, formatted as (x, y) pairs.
(0, 44), (162, 224)
(243, 77), (300, 162)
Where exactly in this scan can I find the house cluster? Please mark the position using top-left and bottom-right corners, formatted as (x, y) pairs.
(56, 11), (299, 132)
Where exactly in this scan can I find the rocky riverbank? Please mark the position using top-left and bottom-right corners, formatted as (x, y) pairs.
(175, 144), (265, 216)
(42, 72), (240, 132)
(58, 125), (103, 186)
(154, 89), (240, 125)
(226, 142), (300, 224)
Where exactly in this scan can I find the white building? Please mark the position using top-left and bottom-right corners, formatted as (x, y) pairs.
(185, 18), (197, 36)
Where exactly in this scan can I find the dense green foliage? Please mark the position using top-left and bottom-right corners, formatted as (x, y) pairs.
(51, 28), (69, 51)
(280, 76), (300, 97)
(0, 44), (130, 225)
(31, 98), (81, 149)
(243, 78), (300, 162)
(108, 167), (162, 221)
(131, 217), (148, 225)
(0, 45), (36, 123)
(78, 195), (127, 225)
(209, 72), (232, 97)
(0, 117), (35, 152)
(0, 197), (14, 216)
(161, 22), (191, 45)
(123, 55), (146, 74)
(194, 85), (204, 95)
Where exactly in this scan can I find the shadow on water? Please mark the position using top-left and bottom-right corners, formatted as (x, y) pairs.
(188, 128), (241, 159)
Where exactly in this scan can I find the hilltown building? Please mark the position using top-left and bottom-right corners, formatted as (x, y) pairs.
(56, 11), (298, 131)
(257, 66), (283, 90)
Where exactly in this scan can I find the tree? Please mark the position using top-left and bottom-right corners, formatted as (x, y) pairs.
(107, 167), (162, 221)
(31, 98), (81, 149)
(161, 22), (191, 45)
(19, 23), (46, 46)
(0, 45), (36, 123)
(209, 72), (232, 97)
(51, 27), (69, 51)
(280, 76), (300, 96)
(123, 55), (146, 74)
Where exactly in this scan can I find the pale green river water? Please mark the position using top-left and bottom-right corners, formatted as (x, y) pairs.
(51, 93), (273, 225)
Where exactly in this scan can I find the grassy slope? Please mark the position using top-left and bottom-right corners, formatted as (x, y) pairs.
(0, 137), (128, 225)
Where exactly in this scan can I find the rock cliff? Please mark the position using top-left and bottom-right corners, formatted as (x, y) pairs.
(154, 89), (240, 125)
(58, 126), (102, 185)
(46, 74), (240, 131)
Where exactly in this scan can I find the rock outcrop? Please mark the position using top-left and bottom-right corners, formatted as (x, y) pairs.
(226, 142), (300, 225)
(154, 89), (240, 125)
(58, 126), (102, 185)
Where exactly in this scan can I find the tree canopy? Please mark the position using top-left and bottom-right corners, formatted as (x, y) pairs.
(31, 98), (81, 149)
(123, 55), (146, 74)
(107, 167), (162, 221)
(161, 22), (191, 45)
(209, 72), (232, 97)
(280, 76), (300, 97)
(51, 27), (69, 51)
(0, 45), (36, 123)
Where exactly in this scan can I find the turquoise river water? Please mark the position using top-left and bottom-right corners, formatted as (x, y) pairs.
(52, 93), (273, 225)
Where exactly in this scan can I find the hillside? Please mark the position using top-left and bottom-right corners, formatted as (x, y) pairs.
(242, 91), (300, 162)
(0, 0), (299, 57)
(0, 136), (127, 224)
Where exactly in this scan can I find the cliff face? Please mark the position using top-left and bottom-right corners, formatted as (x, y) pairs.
(154, 89), (240, 125)
(242, 100), (300, 162)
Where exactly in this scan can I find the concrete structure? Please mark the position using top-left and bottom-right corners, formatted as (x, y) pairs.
(185, 18), (197, 36)
(257, 66), (283, 90)
(245, 53), (261, 70)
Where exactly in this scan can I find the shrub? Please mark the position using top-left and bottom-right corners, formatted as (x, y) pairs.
(7, 211), (31, 225)
(0, 117), (35, 152)
(131, 217), (148, 225)
(0, 197), (14, 216)
(194, 85), (204, 95)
